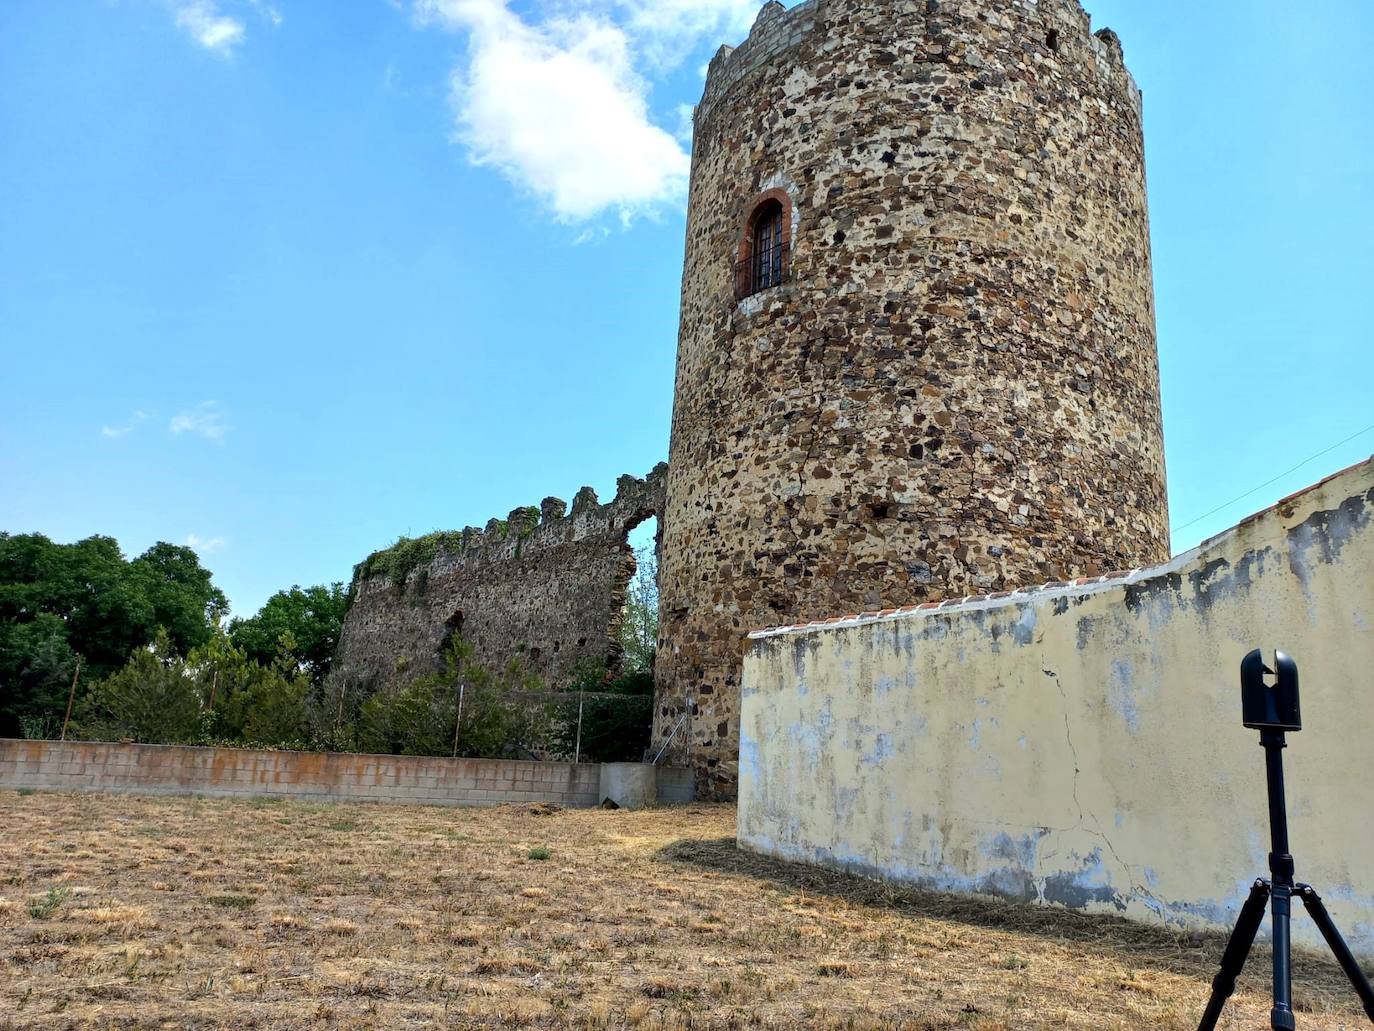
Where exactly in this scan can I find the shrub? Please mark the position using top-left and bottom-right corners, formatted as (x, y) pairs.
(555, 665), (655, 763)
(307, 672), (370, 753)
(359, 642), (555, 759)
(74, 630), (202, 744)
(223, 660), (312, 748)
(74, 624), (317, 750)
(357, 676), (454, 757)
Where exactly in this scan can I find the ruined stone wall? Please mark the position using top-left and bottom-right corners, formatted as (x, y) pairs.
(656, 0), (1170, 798)
(338, 466), (666, 691)
(739, 457), (1374, 958)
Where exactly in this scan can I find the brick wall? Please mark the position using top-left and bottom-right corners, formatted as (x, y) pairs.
(0, 740), (609, 808)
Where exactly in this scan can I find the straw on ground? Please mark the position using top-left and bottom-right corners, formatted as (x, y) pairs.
(0, 790), (1366, 1029)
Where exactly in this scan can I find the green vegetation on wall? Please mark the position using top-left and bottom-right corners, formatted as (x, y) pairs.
(355, 532), (465, 586)
(355, 504), (550, 586)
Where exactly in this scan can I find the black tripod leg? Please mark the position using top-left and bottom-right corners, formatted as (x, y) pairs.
(1200, 879), (1273, 1031)
(1271, 882), (1297, 1030)
(1298, 885), (1374, 1023)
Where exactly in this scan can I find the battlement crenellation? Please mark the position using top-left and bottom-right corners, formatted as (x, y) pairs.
(697, 0), (1141, 125)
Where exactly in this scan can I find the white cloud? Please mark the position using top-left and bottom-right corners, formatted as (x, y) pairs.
(408, 0), (779, 221)
(185, 534), (229, 555)
(173, 1), (247, 55)
(246, 0), (283, 28)
(170, 401), (229, 441)
(417, 0), (693, 223)
(614, 0), (762, 69)
(101, 411), (150, 439)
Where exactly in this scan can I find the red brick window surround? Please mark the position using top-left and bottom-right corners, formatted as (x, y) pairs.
(736, 189), (793, 300)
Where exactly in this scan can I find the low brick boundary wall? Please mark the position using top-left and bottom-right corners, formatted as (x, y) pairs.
(0, 740), (608, 808)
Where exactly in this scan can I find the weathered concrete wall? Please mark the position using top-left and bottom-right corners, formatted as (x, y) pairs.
(338, 466), (666, 690)
(656, 765), (696, 805)
(739, 458), (1374, 957)
(0, 740), (602, 807)
(657, 0), (1169, 799)
(599, 763), (659, 810)
(0, 740), (694, 810)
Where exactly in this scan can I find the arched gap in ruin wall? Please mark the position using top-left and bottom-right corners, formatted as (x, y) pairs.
(605, 510), (660, 685)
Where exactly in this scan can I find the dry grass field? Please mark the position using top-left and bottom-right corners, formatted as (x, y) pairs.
(1, 790), (1368, 1030)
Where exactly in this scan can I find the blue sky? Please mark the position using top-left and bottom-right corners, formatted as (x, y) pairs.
(1, 0), (1371, 617)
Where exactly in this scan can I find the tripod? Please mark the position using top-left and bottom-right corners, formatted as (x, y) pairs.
(1198, 653), (1374, 1030)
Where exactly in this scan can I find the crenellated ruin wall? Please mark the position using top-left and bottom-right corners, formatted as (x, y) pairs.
(336, 465), (667, 692)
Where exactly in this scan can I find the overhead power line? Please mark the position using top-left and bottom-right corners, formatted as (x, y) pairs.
(1170, 421), (1374, 538)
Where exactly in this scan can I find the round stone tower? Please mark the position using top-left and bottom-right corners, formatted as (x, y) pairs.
(655, 0), (1170, 798)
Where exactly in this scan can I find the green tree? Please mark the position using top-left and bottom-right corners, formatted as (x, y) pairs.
(616, 542), (658, 674)
(554, 665), (654, 763)
(73, 630), (203, 744)
(229, 583), (350, 680)
(0, 614), (78, 739)
(186, 620), (262, 742)
(129, 543), (228, 656)
(0, 533), (226, 737)
(223, 658), (312, 748)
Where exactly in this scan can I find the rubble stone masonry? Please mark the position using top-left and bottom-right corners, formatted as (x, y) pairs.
(654, 0), (1170, 798)
(338, 466), (667, 691)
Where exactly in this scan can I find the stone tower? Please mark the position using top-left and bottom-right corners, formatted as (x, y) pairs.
(653, 0), (1170, 799)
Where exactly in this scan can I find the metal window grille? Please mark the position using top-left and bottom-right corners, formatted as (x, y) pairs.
(737, 203), (788, 299)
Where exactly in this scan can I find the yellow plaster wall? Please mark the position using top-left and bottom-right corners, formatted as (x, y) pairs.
(739, 458), (1374, 956)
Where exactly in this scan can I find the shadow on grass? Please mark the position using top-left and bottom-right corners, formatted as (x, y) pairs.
(655, 836), (1365, 1002)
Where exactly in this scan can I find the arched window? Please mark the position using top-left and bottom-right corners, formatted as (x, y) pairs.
(736, 192), (792, 299)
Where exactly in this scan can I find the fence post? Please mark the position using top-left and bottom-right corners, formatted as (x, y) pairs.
(452, 680), (466, 758)
(574, 689), (585, 765)
(59, 657), (82, 742)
